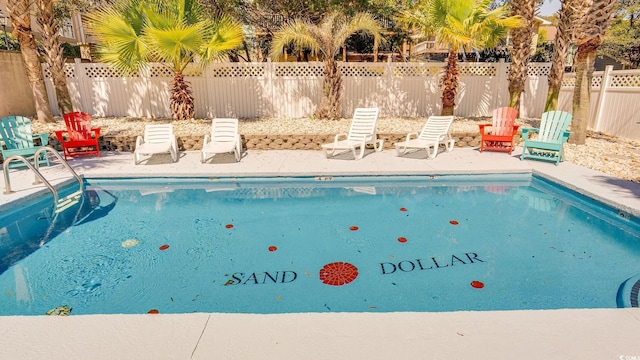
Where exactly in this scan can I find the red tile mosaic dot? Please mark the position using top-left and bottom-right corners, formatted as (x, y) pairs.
(349, 226), (359, 231)
(449, 220), (459, 225)
(268, 246), (277, 252)
(319, 262), (359, 286)
(159, 244), (169, 251)
(471, 280), (484, 289)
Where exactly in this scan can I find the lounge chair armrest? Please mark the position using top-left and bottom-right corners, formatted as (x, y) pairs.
(333, 133), (347, 143)
(404, 132), (418, 142)
(513, 124), (520, 132)
(521, 127), (539, 140)
(135, 135), (144, 147)
(203, 134), (211, 145)
(92, 127), (101, 139)
(562, 131), (571, 142)
(33, 133), (49, 146)
(478, 123), (491, 135)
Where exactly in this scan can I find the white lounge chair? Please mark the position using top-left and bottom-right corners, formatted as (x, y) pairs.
(134, 124), (178, 165)
(321, 108), (383, 160)
(394, 115), (455, 159)
(201, 118), (242, 163)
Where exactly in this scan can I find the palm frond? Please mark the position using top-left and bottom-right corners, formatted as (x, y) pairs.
(270, 19), (320, 59)
(332, 12), (384, 56)
(145, 22), (204, 70)
(88, 7), (149, 72)
(200, 16), (244, 65)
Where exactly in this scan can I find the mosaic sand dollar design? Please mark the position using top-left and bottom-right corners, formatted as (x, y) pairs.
(319, 262), (358, 286)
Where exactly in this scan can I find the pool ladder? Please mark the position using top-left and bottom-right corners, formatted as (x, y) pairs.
(3, 146), (84, 213)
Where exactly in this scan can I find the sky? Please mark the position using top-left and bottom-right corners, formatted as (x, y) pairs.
(539, 0), (561, 16)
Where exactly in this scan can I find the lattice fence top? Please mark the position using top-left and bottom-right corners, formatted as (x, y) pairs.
(209, 64), (265, 77)
(392, 64), (441, 77)
(42, 64), (76, 79)
(560, 73), (603, 88)
(527, 64), (551, 77)
(610, 73), (640, 87)
(274, 64), (324, 77)
(340, 63), (385, 77)
(84, 65), (138, 78)
(561, 75), (576, 87)
(150, 65), (174, 78)
(459, 63), (497, 76)
(42, 65), (51, 79)
(64, 64), (75, 78)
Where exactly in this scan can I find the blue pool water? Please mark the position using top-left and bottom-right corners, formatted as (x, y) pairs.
(0, 174), (639, 316)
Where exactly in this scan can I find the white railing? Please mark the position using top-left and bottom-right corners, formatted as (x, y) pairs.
(42, 60), (640, 139)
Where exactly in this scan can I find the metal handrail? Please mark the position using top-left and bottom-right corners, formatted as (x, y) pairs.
(3, 155), (60, 205)
(33, 146), (83, 185)
(3, 147), (84, 211)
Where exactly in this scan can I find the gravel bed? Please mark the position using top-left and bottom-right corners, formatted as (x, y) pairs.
(32, 116), (640, 183)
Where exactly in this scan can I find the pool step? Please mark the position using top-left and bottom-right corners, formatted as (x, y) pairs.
(55, 190), (83, 213)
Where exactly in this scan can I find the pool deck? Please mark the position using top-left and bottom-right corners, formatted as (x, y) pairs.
(1, 147), (640, 359)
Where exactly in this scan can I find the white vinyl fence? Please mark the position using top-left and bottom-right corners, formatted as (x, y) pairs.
(43, 60), (640, 139)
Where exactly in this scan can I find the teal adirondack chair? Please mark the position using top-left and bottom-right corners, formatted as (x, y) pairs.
(0, 115), (50, 167)
(520, 111), (572, 166)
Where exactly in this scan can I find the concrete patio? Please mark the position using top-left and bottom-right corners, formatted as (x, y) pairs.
(1, 147), (639, 359)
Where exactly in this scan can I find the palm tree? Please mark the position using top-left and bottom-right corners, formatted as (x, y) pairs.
(507, 0), (539, 110)
(571, 0), (616, 144)
(6, 0), (54, 123)
(401, 0), (522, 116)
(545, 0), (584, 112)
(88, 0), (244, 120)
(270, 12), (383, 120)
(36, 0), (73, 115)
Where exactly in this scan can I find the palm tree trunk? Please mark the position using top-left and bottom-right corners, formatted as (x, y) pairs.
(6, 0), (54, 123)
(508, 0), (537, 111)
(170, 72), (195, 120)
(570, 39), (598, 145)
(440, 51), (458, 116)
(36, 0), (73, 115)
(546, 0), (582, 111)
(316, 58), (342, 120)
(570, 0), (615, 144)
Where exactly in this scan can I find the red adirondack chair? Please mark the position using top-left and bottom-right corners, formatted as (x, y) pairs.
(56, 112), (101, 160)
(478, 107), (519, 154)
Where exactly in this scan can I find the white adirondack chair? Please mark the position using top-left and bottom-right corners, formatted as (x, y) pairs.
(394, 115), (455, 159)
(201, 118), (242, 163)
(134, 124), (178, 165)
(321, 108), (383, 160)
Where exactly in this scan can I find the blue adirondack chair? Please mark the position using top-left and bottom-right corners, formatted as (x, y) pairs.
(520, 111), (572, 166)
(0, 115), (50, 167)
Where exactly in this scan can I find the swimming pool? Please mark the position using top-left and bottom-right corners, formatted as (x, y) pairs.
(1, 174), (639, 316)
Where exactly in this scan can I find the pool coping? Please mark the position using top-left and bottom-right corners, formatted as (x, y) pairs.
(1, 148), (640, 359)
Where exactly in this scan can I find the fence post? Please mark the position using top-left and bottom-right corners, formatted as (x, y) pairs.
(73, 58), (90, 114)
(264, 60), (275, 118)
(592, 65), (613, 132)
(495, 59), (507, 110)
